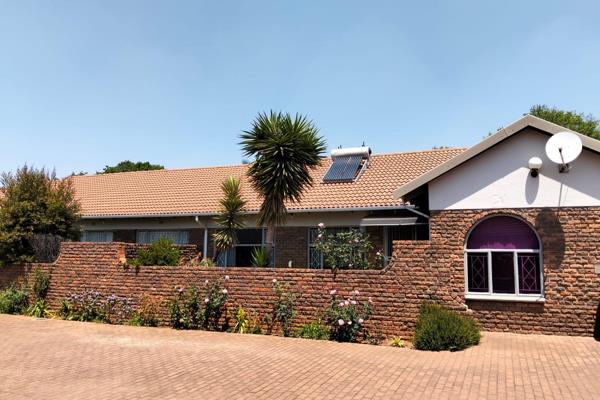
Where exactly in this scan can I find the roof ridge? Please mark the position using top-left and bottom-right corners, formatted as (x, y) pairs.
(73, 148), (467, 179)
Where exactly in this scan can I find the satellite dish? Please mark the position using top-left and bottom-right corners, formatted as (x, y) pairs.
(545, 131), (582, 173)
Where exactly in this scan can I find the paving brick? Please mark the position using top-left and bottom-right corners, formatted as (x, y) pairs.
(1, 315), (599, 400)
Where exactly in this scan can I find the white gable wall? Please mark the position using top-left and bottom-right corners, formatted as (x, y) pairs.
(429, 128), (600, 210)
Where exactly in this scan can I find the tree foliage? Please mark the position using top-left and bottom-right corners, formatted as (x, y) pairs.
(0, 166), (81, 264)
(101, 160), (164, 174)
(529, 105), (600, 140)
(213, 177), (246, 257)
(240, 111), (327, 257)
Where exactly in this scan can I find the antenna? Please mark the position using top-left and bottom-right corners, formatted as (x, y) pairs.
(545, 131), (583, 173)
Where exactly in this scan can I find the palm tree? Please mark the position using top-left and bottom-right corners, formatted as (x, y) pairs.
(240, 111), (327, 261)
(213, 176), (246, 262)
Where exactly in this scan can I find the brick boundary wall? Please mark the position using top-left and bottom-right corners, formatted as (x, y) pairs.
(1, 206), (599, 338)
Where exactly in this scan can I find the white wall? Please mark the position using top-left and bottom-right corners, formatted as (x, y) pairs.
(429, 128), (600, 210)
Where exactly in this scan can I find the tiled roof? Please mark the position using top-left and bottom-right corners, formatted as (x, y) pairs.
(71, 148), (465, 218)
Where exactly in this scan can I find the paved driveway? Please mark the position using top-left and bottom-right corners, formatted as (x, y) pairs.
(1, 315), (599, 399)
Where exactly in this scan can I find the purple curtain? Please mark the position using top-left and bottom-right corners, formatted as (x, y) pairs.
(467, 216), (539, 250)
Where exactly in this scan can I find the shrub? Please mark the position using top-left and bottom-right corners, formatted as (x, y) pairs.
(60, 290), (133, 323)
(169, 278), (229, 330)
(32, 268), (51, 300)
(251, 247), (269, 267)
(296, 320), (330, 340)
(0, 284), (29, 314)
(389, 337), (406, 348)
(594, 302), (600, 342)
(27, 299), (48, 318)
(202, 279), (228, 330)
(266, 280), (298, 337)
(325, 289), (372, 342)
(130, 238), (181, 266)
(129, 294), (161, 327)
(232, 305), (261, 334)
(312, 224), (384, 270)
(413, 302), (480, 351)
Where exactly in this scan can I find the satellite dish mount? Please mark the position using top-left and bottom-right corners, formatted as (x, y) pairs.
(544, 132), (583, 174)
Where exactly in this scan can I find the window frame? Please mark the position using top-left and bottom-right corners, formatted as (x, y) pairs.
(82, 230), (114, 243)
(217, 228), (273, 267)
(136, 230), (190, 245)
(463, 216), (545, 303)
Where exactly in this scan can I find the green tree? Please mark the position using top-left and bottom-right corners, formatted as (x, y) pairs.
(0, 166), (81, 264)
(213, 177), (246, 261)
(529, 105), (600, 140)
(101, 160), (164, 174)
(240, 111), (327, 260)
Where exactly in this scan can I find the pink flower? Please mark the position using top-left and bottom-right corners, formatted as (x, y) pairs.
(338, 319), (345, 326)
(344, 300), (349, 306)
(272, 278), (277, 283)
(351, 300), (357, 305)
(204, 280), (209, 284)
(353, 290), (360, 295)
(318, 223), (325, 229)
(330, 289), (337, 295)
(204, 298), (209, 303)
(358, 318), (364, 324)
(339, 302), (345, 307)
(347, 320), (352, 325)
(222, 289), (228, 294)
(225, 275), (230, 280)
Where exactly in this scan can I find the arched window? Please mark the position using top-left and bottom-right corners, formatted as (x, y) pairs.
(465, 216), (543, 300)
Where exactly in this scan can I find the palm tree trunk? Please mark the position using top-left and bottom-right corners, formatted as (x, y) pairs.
(265, 223), (275, 265)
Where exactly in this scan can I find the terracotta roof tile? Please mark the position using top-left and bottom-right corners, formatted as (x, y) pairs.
(71, 148), (465, 218)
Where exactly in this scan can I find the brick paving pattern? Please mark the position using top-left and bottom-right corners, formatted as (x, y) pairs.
(1, 314), (599, 400)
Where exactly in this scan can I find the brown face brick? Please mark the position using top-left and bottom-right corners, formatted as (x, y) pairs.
(3, 206), (598, 338)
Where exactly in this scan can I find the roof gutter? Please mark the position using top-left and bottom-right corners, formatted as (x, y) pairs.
(80, 204), (425, 220)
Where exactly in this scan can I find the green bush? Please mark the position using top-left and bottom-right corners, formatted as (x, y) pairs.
(266, 280), (298, 337)
(594, 302), (600, 342)
(251, 247), (269, 267)
(27, 299), (48, 318)
(0, 284), (29, 314)
(130, 238), (181, 266)
(413, 302), (480, 351)
(325, 290), (372, 342)
(32, 268), (51, 300)
(169, 279), (229, 331)
(296, 321), (330, 340)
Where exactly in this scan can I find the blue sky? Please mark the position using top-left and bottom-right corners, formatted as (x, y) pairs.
(1, 1), (599, 176)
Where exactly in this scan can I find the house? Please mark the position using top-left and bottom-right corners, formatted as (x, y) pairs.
(54, 114), (600, 334)
(391, 115), (600, 323)
(72, 146), (464, 267)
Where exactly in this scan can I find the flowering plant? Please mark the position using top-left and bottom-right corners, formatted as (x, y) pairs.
(266, 280), (298, 337)
(169, 277), (229, 330)
(60, 290), (133, 323)
(325, 289), (372, 342)
(313, 224), (381, 271)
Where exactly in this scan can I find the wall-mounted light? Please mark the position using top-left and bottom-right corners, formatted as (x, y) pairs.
(528, 157), (543, 178)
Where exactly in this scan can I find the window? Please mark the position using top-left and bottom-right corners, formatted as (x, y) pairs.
(216, 229), (269, 267)
(464, 216), (543, 301)
(82, 231), (113, 242)
(136, 230), (189, 245)
(308, 227), (356, 269)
